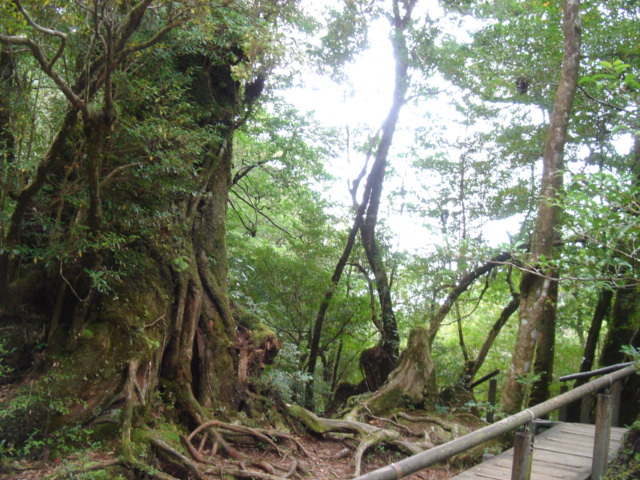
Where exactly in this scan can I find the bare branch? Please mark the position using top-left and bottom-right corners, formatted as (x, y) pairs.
(577, 84), (626, 112)
(229, 189), (300, 240)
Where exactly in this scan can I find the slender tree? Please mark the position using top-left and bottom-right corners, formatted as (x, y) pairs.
(501, 0), (582, 414)
(305, 0), (415, 409)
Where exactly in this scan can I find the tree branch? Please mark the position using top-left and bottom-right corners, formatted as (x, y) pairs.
(12, 0), (67, 69)
(232, 159), (272, 186)
(0, 34), (85, 110)
(428, 250), (512, 344)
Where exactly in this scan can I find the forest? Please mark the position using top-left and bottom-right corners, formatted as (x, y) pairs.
(0, 0), (639, 479)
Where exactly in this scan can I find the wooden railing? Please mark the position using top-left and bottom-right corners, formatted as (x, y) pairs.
(558, 361), (633, 425)
(353, 363), (637, 480)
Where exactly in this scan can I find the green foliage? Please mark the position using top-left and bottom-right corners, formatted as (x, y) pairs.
(258, 343), (312, 402)
(579, 59), (639, 135)
(556, 172), (640, 288)
(0, 339), (14, 380)
(311, 1), (383, 80)
(621, 344), (640, 365)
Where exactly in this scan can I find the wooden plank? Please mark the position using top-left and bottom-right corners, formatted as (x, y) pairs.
(449, 423), (627, 480)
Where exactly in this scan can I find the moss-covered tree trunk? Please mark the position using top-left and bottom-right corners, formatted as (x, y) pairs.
(0, 46), (15, 309)
(348, 326), (437, 419)
(0, 2), (269, 455)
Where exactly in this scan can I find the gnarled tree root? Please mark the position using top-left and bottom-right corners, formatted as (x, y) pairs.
(286, 404), (436, 477)
(178, 417), (312, 479)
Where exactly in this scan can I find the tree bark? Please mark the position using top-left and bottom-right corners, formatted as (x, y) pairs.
(0, 3), (256, 451)
(528, 274), (558, 407)
(599, 282), (640, 367)
(0, 46), (15, 310)
(501, 0), (581, 414)
(348, 326), (437, 419)
(356, 0), (415, 363)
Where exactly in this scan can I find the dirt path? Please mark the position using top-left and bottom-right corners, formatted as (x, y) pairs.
(1, 436), (464, 480)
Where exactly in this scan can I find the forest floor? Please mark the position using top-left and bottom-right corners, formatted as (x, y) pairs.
(1, 433), (465, 480)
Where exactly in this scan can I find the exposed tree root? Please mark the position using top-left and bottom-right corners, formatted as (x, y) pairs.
(286, 403), (431, 476)
(111, 356), (460, 480)
(189, 419), (282, 455)
(394, 411), (454, 432)
(218, 468), (292, 480)
(48, 459), (122, 479)
(149, 435), (208, 480)
(175, 416), (313, 479)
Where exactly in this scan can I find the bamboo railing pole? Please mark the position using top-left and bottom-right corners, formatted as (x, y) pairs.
(580, 395), (591, 423)
(511, 432), (533, 480)
(487, 379), (497, 423)
(559, 362), (634, 382)
(558, 385), (568, 422)
(353, 364), (636, 480)
(591, 393), (612, 480)
(610, 380), (621, 427)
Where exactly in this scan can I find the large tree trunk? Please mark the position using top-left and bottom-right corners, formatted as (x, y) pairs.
(600, 282), (640, 367)
(501, 0), (581, 414)
(348, 326), (437, 419)
(0, 4), (268, 456)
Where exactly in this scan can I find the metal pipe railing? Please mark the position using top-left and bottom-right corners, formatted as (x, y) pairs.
(353, 364), (637, 480)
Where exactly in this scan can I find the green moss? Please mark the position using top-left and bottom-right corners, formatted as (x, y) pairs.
(127, 428), (153, 460)
(606, 420), (640, 480)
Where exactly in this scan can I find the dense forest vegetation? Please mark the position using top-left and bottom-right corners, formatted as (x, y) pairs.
(0, 0), (638, 478)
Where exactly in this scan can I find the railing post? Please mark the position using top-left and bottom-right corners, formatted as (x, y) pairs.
(511, 431), (533, 480)
(558, 384), (568, 421)
(591, 393), (612, 480)
(610, 380), (621, 427)
(580, 394), (591, 423)
(487, 379), (497, 423)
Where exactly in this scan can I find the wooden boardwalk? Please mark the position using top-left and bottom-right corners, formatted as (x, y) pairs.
(450, 423), (627, 480)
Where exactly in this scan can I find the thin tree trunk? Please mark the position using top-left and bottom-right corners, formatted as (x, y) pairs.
(566, 287), (613, 422)
(528, 274), (558, 407)
(501, 0), (581, 414)
(305, 0), (416, 409)
(358, 0), (415, 362)
(461, 294), (519, 386)
(305, 190), (371, 409)
(583, 289), (614, 370)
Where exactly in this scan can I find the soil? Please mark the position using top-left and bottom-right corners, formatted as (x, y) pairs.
(0, 434), (464, 480)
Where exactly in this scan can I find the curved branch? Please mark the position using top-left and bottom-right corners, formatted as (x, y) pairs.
(0, 34), (84, 110)
(428, 250), (512, 344)
(12, 0), (67, 68)
(232, 159), (272, 186)
(119, 18), (190, 60)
